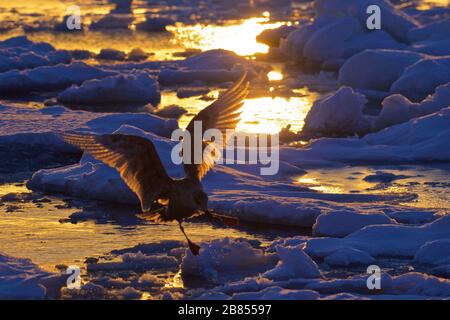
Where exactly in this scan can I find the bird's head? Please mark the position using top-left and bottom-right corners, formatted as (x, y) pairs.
(192, 190), (209, 213)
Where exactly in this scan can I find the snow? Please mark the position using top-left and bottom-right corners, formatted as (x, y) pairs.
(324, 248), (375, 267)
(231, 287), (320, 300)
(312, 210), (395, 237)
(338, 49), (423, 91)
(158, 49), (265, 85)
(0, 62), (116, 94)
(305, 214), (450, 259)
(181, 238), (276, 283)
(57, 71), (161, 106)
(0, 106), (177, 152)
(280, 0), (418, 67)
(387, 211), (438, 225)
(262, 245), (322, 280)
(87, 252), (179, 272)
(414, 240), (450, 267)
(390, 57), (450, 101)
(409, 18), (450, 42)
(314, 0), (419, 43)
(339, 49), (450, 101)
(0, 252), (64, 299)
(0, 36), (70, 72)
(302, 86), (368, 137)
(284, 107), (450, 165)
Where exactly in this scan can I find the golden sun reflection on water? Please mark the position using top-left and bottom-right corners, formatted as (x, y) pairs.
(417, 0), (450, 10)
(169, 17), (286, 56)
(237, 95), (316, 134)
(0, 184), (30, 197)
(170, 87), (318, 135)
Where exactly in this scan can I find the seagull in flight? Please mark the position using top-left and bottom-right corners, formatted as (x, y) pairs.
(61, 72), (249, 256)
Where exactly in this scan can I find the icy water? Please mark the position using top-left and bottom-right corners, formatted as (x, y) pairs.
(0, 0), (449, 297)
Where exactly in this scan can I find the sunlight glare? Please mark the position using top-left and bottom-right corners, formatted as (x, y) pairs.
(169, 17), (285, 56)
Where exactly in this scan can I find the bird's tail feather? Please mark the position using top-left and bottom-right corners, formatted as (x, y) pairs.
(138, 207), (170, 223)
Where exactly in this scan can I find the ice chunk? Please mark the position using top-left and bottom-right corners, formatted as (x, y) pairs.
(231, 287), (319, 300)
(339, 50), (423, 91)
(256, 25), (297, 48)
(387, 211), (438, 225)
(136, 17), (174, 32)
(414, 240), (450, 267)
(314, 0), (419, 43)
(181, 238), (276, 283)
(57, 71), (161, 106)
(281, 107), (450, 165)
(390, 58), (450, 101)
(324, 248), (375, 267)
(313, 210), (395, 237)
(306, 215), (450, 259)
(0, 252), (64, 299)
(0, 62), (116, 94)
(263, 245), (322, 280)
(409, 18), (450, 42)
(303, 86), (368, 137)
(363, 171), (408, 183)
(97, 48), (127, 61)
(90, 14), (133, 30)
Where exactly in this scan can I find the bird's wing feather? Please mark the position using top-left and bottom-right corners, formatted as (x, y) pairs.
(184, 71), (249, 181)
(60, 133), (172, 212)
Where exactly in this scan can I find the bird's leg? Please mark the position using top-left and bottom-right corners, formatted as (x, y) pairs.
(205, 210), (239, 227)
(178, 220), (201, 256)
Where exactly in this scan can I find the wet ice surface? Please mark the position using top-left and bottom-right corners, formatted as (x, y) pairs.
(0, 0), (450, 299)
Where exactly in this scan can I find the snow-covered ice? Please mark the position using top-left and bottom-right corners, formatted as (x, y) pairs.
(181, 238), (276, 283)
(305, 215), (450, 258)
(0, 252), (65, 299)
(57, 71), (161, 106)
(0, 62), (115, 94)
(312, 210), (395, 237)
(263, 245), (322, 280)
(303, 86), (369, 137)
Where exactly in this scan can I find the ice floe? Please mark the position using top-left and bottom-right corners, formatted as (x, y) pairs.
(286, 106), (450, 165)
(262, 245), (322, 280)
(0, 252), (65, 299)
(0, 105), (177, 153)
(312, 210), (395, 237)
(305, 215), (450, 258)
(280, 0), (418, 68)
(57, 71), (161, 107)
(181, 238), (276, 283)
(0, 62), (115, 94)
(303, 86), (369, 137)
(0, 36), (71, 73)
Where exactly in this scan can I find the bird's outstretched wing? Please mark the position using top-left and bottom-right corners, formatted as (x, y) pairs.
(184, 71), (250, 181)
(60, 133), (172, 212)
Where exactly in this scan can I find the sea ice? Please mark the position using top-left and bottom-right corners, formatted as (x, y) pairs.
(57, 70), (161, 106)
(181, 238), (277, 283)
(262, 245), (322, 280)
(0, 62), (116, 94)
(302, 86), (369, 137)
(312, 209), (395, 237)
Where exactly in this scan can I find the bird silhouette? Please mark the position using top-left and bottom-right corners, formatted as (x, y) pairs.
(60, 71), (249, 256)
